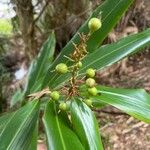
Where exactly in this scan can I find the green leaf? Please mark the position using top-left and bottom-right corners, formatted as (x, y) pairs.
(43, 101), (84, 150)
(87, 0), (133, 51)
(94, 86), (150, 123)
(44, 29), (150, 89)
(0, 112), (14, 133)
(79, 28), (150, 74)
(71, 99), (103, 150)
(28, 123), (38, 150)
(11, 88), (24, 107)
(25, 32), (55, 95)
(0, 100), (40, 150)
(42, 0), (133, 88)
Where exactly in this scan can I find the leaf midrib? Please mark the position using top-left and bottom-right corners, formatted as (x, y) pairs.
(73, 100), (97, 149)
(99, 90), (150, 108)
(35, 38), (54, 82)
(100, 0), (123, 23)
(0, 112), (17, 137)
(54, 104), (67, 150)
(6, 101), (38, 149)
(80, 34), (150, 73)
(98, 94), (150, 120)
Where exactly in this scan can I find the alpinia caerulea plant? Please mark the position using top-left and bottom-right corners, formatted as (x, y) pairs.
(0, 0), (150, 149)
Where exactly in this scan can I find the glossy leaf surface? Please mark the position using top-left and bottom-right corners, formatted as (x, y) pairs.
(94, 86), (150, 123)
(80, 28), (150, 74)
(25, 32), (55, 95)
(71, 99), (103, 150)
(0, 100), (39, 150)
(43, 101), (84, 150)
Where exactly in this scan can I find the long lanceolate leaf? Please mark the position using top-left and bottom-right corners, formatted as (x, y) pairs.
(45, 29), (150, 89)
(11, 33), (55, 106)
(28, 123), (38, 150)
(79, 28), (150, 74)
(42, 0), (133, 88)
(25, 32), (55, 95)
(71, 99), (103, 150)
(94, 86), (150, 123)
(11, 88), (24, 107)
(87, 0), (133, 51)
(43, 101), (84, 150)
(0, 112), (14, 132)
(0, 100), (40, 150)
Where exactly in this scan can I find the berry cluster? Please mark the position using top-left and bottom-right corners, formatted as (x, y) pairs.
(49, 17), (101, 111)
(84, 68), (98, 107)
(50, 90), (69, 111)
(50, 67), (98, 110)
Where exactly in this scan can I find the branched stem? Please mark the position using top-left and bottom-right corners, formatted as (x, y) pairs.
(67, 33), (90, 98)
(69, 62), (78, 96)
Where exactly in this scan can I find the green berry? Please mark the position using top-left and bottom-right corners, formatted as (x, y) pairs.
(59, 102), (67, 111)
(88, 87), (98, 96)
(50, 91), (60, 100)
(88, 18), (102, 33)
(76, 61), (82, 68)
(86, 68), (96, 78)
(86, 78), (95, 87)
(84, 99), (92, 106)
(56, 63), (68, 74)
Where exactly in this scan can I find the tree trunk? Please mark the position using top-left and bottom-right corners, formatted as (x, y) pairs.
(14, 0), (37, 60)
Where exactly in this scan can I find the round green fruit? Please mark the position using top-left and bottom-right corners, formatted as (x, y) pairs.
(88, 18), (102, 33)
(50, 91), (60, 101)
(86, 78), (95, 87)
(86, 68), (96, 78)
(76, 61), (82, 68)
(84, 99), (92, 106)
(56, 63), (68, 74)
(59, 102), (67, 111)
(88, 87), (98, 96)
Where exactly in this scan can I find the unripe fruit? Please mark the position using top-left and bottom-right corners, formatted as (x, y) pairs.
(50, 91), (60, 101)
(76, 61), (82, 68)
(59, 102), (67, 111)
(86, 68), (96, 78)
(88, 87), (98, 96)
(86, 78), (95, 87)
(88, 18), (102, 33)
(56, 63), (68, 74)
(84, 99), (92, 106)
